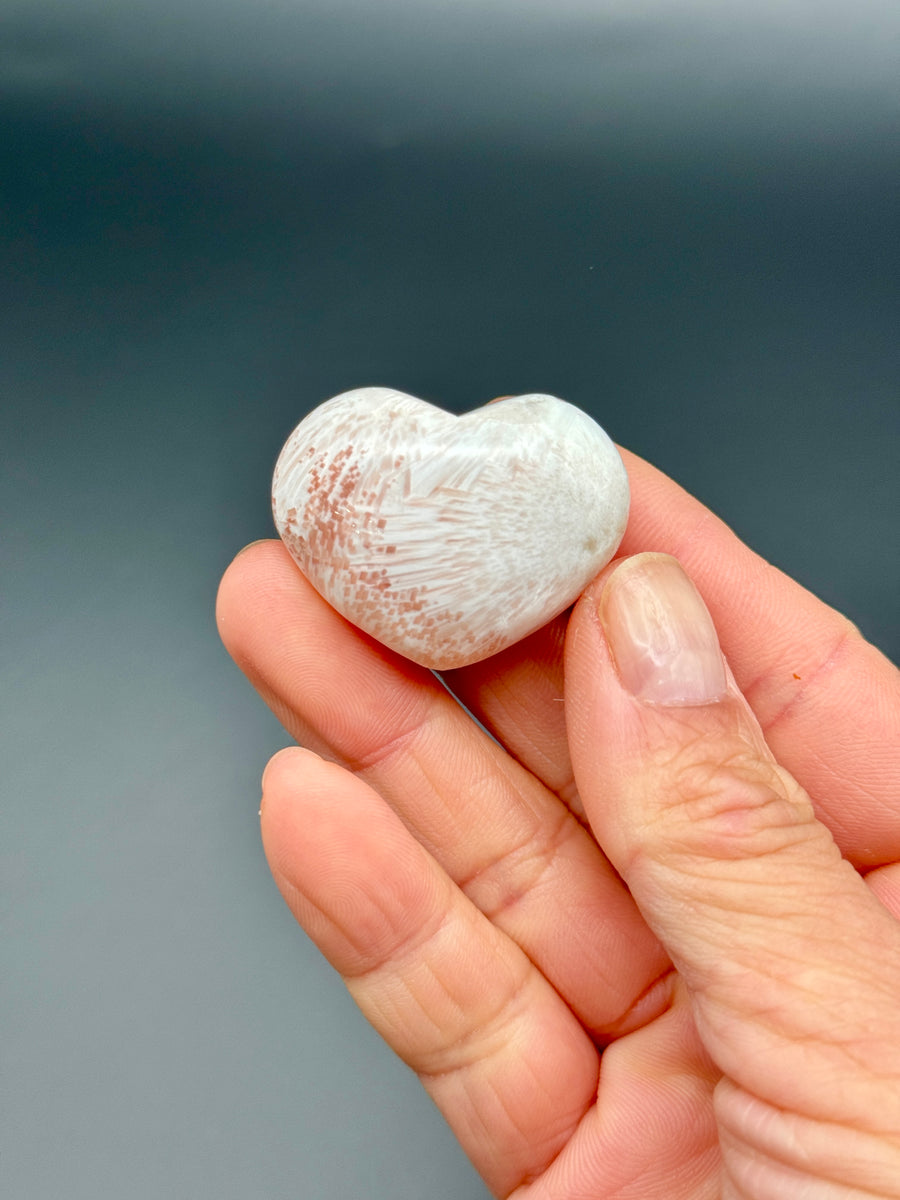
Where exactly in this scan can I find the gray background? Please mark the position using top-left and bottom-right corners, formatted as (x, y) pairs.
(3, 2), (898, 1197)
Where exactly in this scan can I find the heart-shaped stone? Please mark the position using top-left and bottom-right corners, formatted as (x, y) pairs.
(271, 387), (629, 669)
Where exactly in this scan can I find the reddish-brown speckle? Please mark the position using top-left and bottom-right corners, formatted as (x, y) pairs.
(272, 386), (629, 668)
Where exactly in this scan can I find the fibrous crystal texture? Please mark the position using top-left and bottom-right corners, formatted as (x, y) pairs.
(272, 387), (629, 669)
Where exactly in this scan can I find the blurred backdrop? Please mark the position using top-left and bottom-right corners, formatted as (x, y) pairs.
(3, 2), (898, 1197)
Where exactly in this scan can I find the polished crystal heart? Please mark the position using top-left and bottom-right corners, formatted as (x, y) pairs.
(271, 387), (629, 669)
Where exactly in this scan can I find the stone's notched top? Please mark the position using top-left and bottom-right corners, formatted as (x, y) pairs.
(271, 386), (630, 669)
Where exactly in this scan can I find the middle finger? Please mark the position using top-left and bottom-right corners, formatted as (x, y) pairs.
(218, 540), (669, 1038)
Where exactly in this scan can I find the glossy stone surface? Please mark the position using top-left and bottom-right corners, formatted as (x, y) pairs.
(272, 387), (629, 669)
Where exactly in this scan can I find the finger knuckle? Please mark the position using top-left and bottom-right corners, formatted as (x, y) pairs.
(650, 737), (818, 867)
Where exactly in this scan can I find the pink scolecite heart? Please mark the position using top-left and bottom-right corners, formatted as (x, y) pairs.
(271, 387), (629, 669)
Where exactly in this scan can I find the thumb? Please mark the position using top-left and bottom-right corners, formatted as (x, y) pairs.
(566, 553), (900, 1189)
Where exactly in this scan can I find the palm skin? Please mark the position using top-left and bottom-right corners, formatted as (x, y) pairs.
(217, 449), (900, 1197)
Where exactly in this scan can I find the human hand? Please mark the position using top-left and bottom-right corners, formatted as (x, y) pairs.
(217, 448), (900, 1197)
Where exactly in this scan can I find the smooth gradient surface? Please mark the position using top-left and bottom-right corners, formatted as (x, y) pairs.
(3, 2), (898, 1198)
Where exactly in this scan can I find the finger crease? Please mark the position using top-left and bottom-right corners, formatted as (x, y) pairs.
(746, 620), (860, 739)
(415, 965), (535, 1079)
(459, 808), (582, 926)
(342, 703), (437, 774)
(341, 890), (455, 985)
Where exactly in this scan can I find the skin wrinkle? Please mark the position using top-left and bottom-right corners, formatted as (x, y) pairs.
(689, 947), (900, 1134)
(364, 959), (478, 1070)
(647, 862), (888, 1033)
(599, 965), (679, 1041)
(450, 1082), (573, 1200)
(236, 540), (868, 878)
(743, 618), (860, 744)
(362, 717), (551, 862)
(434, 1022), (578, 1152)
(259, 606), (573, 873)
(652, 734), (792, 813)
(717, 1082), (900, 1176)
(456, 802), (581, 925)
(704, 952), (867, 1042)
(564, 561), (900, 1142)
(622, 709), (822, 880)
(340, 701), (436, 775)
(336, 882), (456, 987)
(313, 856), (538, 1078)
(619, 800), (819, 908)
(377, 691), (545, 822)
(365, 985), (596, 1198)
(266, 822), (453, 982)
(649, 783), (821, 872)
(414, 970), (597, 1180)
(445, 785), (669, 1040)
(293, 654), (507, 840)
(717, 1101), (900, 1200)
(495, 1095), (580, 1198)
(297, 662), (672, 1046)
(268, 855), (443, 996)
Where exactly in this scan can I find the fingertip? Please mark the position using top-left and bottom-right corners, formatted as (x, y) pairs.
(221, 538), (285, 594)
(261, 744), (318, 791)
(234, 537), (280, 560)
(259, 746), (343, 891)
(260, 747), (328, 830)
(223, 538), (288, 593)
(216, 539), (284, 632)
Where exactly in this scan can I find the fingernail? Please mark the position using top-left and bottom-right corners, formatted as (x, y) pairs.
(599, 554), (727, 706)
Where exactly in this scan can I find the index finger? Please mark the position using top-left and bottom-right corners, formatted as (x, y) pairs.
(445, 448), (900, 866)
(619, 448), (900, 863)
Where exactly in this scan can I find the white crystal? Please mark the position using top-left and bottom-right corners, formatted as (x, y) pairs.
(271, 387), (629, 669)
